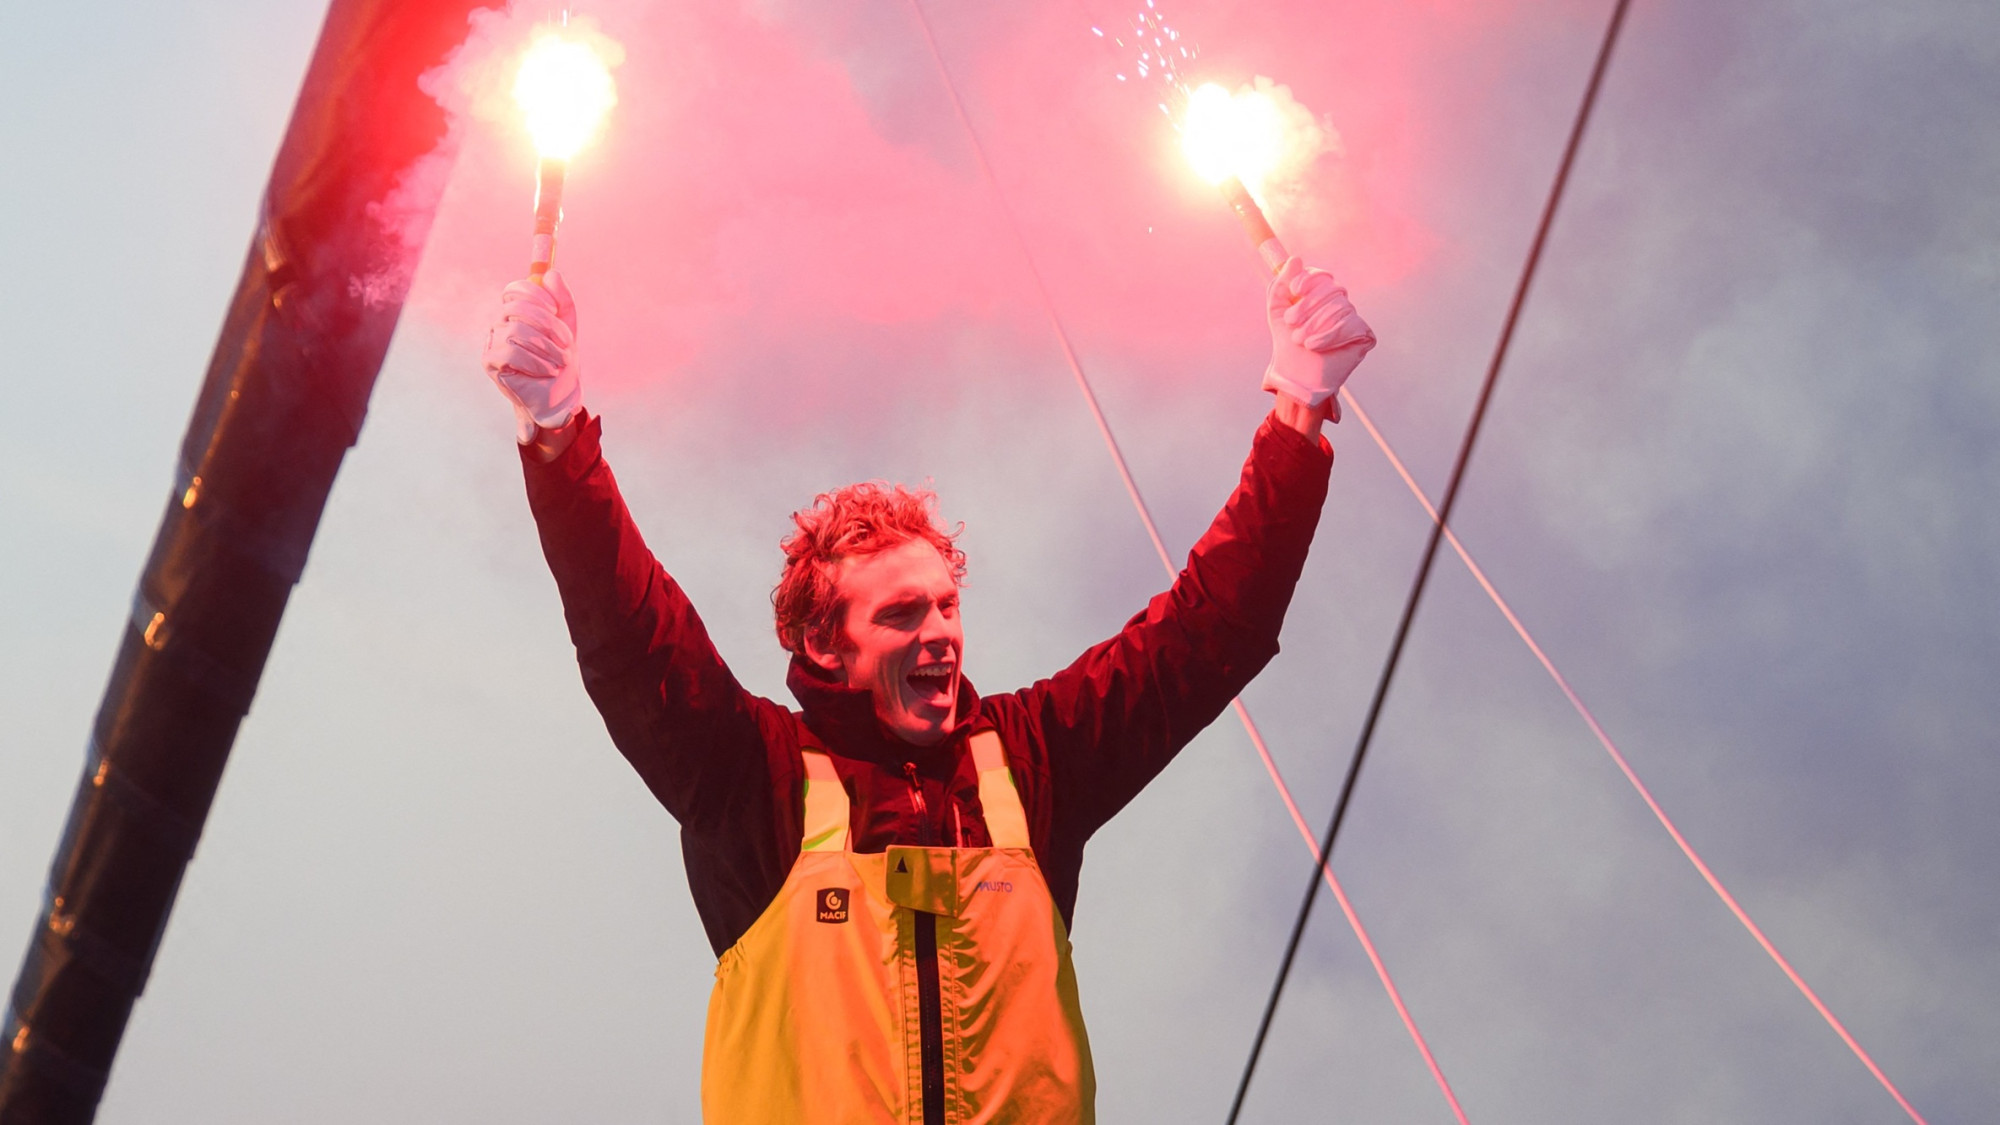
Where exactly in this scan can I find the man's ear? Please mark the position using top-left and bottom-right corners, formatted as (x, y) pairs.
(801, 628), (846, 678)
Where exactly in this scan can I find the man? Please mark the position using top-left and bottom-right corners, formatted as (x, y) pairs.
(482, 258), (1373, 1123)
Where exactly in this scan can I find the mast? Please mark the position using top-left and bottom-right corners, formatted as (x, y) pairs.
(1, 2), (498, 1120)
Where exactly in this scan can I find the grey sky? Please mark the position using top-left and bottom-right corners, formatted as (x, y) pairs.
(3, 0), (1996, 1121)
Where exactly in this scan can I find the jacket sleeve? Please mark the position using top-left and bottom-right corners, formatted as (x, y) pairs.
(520, 414), (793, 843)
(1017, 413), (1334, 843)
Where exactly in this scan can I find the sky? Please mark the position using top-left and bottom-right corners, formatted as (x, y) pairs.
(3, 0), (1997, 1121)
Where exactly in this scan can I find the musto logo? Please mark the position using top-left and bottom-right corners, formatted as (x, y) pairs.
(815, 888), (849, 924)
(974, 880), (1013, 894)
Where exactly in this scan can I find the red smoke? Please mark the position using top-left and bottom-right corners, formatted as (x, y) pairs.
(410, 0), (1596, 406)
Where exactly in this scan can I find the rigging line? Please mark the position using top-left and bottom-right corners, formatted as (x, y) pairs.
(1337, 393), (1931, 1125)
(899, 2), (1467, 1121)
(1230, 699), (1470, 1125)
(1226, 0), (1635, 1119)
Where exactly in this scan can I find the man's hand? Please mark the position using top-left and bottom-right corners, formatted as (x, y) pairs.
(1263, 257), (1376, 420)
(483, 270), (584, 445)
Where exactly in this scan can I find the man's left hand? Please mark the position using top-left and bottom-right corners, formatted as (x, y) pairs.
(1263, 257), (1376, 420)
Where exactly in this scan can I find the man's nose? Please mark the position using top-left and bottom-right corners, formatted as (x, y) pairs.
(918, 604), (957, 643)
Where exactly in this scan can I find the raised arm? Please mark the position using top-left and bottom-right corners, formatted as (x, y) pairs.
(1022, 408), (1333, 834)
(487, 272), (784, 840)
(1024, 256), (1372, 840)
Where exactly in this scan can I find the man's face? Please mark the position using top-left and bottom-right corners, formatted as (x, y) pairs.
(806, 538), (963, 747)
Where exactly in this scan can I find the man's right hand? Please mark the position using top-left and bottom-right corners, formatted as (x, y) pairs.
(483, 270), (584, 445)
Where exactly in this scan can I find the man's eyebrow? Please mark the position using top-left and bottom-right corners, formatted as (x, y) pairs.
(872, 591), (931, 616)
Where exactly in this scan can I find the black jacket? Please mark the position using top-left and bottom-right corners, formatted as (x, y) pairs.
(523, 412), (1333, 955)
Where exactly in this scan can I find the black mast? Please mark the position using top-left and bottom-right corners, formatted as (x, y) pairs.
(1, 2), (498, 1120)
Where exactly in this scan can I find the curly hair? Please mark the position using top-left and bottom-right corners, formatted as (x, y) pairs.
(774, 482), (967, 656)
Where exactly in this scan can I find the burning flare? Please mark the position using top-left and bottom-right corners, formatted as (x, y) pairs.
(1180, 82), (1284, 192)
(511, 26), (618, 281)
(1180, 82), (1290, 272)
(513, 31), (617, 162)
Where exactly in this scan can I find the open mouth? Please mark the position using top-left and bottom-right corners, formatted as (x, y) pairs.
(905, 662), (956, 705)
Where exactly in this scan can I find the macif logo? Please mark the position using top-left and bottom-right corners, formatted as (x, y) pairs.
(816, 888), (850, 923)
(974, 880), (1013, 894)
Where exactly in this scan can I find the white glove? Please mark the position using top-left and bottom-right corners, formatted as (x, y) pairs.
(482, 270), (583, 444)
(1262, 257), (1376, 417)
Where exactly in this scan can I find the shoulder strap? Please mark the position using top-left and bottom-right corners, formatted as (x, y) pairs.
(968, 730), (1031, 850)
(799, 741), (849, 853)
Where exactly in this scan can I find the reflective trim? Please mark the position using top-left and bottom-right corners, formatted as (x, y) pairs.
(969, 731), (1031, 850)
(800, 749), (848, 853)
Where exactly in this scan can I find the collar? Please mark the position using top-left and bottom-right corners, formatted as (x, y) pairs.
(786, 655), (982, 766)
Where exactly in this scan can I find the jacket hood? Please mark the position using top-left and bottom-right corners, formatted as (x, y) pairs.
(786, 654), (982, 765)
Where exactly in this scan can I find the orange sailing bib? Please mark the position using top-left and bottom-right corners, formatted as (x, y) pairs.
(701, 731), (1094, 1123)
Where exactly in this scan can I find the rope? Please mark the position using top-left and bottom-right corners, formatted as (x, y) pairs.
(1339, 387), (1931, 1124)
(1229, 699), (1469, 1124)
(897, 2), (1928, 1120)
(900, 2), (1468, 1120)
(1226, 0), (1635, 1116)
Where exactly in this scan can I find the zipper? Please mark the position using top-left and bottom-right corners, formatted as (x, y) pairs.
(904, 761), (946, 1124)
(914, 911), (946, 1125)
(902, 761), (931, 844)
